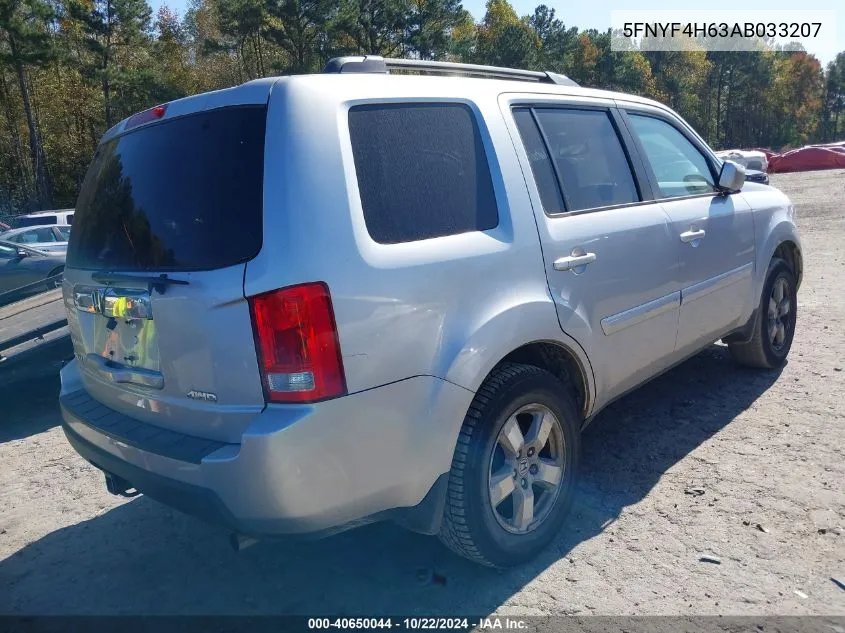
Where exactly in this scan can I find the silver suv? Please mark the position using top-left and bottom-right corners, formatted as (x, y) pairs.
(60, 57), (802, 567)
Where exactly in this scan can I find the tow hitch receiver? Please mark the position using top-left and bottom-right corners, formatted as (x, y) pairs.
(104, 472), (140, 498)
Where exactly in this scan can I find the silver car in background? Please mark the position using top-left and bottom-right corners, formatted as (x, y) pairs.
(59, 57), (802, 567)
(0, 225), (70, 253)
(0, 240), (65, 299)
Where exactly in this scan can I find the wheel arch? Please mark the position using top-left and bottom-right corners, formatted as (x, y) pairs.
(439, 298), (596, 421)
(772, 240), (802, 290)
(755, 216), (802, 297)
(496, 341), (591, 421)
(435, 298), (596, 417)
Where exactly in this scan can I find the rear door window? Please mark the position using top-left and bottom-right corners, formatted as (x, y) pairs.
(68, 106), (266, 271)
(512, 108), (566, 214)
(348, 103), (498, 244)
(530, 108), (639, 212)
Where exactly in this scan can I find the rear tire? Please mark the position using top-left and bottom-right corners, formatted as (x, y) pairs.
(728, 259), (797, 369)
(438, 363), (580, 568)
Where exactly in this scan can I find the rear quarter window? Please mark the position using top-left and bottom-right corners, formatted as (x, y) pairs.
(348, 103), (499, 244)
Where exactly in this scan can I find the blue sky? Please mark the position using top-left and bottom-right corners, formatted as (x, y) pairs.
(148, 0), (843, 65)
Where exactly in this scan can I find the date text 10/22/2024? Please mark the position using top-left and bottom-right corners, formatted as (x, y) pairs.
(307, 617), (528, 630)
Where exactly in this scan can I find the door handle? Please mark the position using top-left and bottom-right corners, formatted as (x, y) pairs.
(554, 252), (596, 272)
(680, 228), (706, 243)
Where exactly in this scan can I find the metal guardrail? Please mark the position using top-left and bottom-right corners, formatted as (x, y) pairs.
(0, 272), (67, 360)
(0, 318), (68, 357)
(0, 272), (63, 307)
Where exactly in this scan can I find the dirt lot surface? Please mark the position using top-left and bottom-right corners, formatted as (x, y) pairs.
(1, 170), (844, 616)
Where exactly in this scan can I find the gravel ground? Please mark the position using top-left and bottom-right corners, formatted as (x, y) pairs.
(1, 170), (843, 616)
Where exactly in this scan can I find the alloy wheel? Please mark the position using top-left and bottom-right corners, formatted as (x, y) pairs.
(767, 276), (792, 352)
(487, 404), (565, 534)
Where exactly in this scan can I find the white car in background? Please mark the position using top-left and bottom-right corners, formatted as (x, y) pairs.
(0, 225), (70, 253)
(13, 208), (75, 228)
(715, 149), (769, 172)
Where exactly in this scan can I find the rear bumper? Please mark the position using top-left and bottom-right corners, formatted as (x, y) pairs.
(59, 360), (473, 537)
(62, 420), (243, 529)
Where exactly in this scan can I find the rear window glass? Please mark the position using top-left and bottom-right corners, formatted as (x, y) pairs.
(348, 103), (498, 244)
(68, 106), (266, 271)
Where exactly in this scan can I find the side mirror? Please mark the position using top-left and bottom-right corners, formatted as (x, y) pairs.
(16, 249), (28, 258)
(717, 159), (746, 193)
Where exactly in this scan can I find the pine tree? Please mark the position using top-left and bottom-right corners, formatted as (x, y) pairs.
(67, 0), (152, 128)
(528, 5), (577, 73)
(0, 0), (54, 207)
(406, 0), (465, 60)
(334, 0), (409, 57)
(474, 0), (537, 68)
(214, 0), (267, 78)
(265, 0), (333, 73)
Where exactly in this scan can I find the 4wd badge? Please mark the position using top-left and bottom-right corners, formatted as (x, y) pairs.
(187, 390), (218, 403)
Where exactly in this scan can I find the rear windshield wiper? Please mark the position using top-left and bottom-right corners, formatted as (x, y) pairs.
(91, 271), (189, 295)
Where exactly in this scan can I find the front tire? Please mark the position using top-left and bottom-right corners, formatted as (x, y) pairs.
(729, 258), (797, 368)
(438, 363), (580, 568)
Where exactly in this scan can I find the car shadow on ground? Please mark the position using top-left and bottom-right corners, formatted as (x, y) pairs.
(1, 344), (782, 615)
(0, 338), (70, 443)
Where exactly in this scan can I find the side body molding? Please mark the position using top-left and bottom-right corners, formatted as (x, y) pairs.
(681, 263), (754, 305)
(601, 291), (681, 336)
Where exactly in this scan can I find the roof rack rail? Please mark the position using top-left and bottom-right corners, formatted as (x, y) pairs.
(322, 55), (579, 87)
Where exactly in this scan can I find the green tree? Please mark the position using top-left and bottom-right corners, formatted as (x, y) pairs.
(334, 0), (409, 57)
(214, 0), (268, 77)
(447, 7), (474, 60)
(769, 51), (823, 146)
(527, 4), (577, 73)
(265, 0), (333, 72)
(0, 0), (54, 206)
(821, 52), (845, 141)
(609, 50), (657, 97)
(644, 48), (710, 138)
(568, 31), (599, 85)
(68, 0), (153, 128)
(474, 0), (536, 68)
(152, 5), (192, 96)
(183, 0), (241, 90)
(405, 0), (465, 60)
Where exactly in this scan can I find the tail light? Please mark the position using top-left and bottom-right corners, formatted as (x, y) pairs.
(248, 282), (346, 403)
